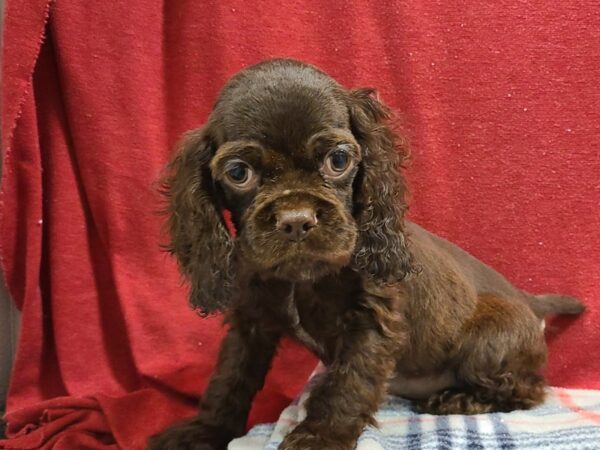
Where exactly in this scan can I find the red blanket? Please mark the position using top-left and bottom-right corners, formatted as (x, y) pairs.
(1, 1), (598, 449)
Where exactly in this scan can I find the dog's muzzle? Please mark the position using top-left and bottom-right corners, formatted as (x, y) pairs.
(239, 188), (357, 281)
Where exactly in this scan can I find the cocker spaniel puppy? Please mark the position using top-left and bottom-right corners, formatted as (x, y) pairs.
(149, 59), (584, 450)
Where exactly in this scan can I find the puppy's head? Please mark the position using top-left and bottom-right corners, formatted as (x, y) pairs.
(164, 59), (413, 314)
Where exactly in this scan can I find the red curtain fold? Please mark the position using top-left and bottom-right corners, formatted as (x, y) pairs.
(2, 1), (599, 448)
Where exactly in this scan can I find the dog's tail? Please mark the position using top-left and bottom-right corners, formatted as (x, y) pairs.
(525, 293), (586, 318)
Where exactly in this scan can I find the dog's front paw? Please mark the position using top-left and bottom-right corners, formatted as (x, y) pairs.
(147, 419), (228, 450)
(279, 423), (355, 450)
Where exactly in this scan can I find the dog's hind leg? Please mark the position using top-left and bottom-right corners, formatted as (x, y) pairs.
(416, 371), (546, 414)
(417, 293), (548, 415)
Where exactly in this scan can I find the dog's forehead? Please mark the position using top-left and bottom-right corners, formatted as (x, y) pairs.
(213, 64), (350, 158)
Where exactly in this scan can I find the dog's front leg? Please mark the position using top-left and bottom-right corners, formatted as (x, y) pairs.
(280, 303), (401, 450)
(148, 315), (281, 450)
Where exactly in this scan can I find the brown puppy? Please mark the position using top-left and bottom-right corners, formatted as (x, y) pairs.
(149, 59), (584, 450)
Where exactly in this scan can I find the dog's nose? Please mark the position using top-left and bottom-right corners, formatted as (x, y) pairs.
(276, 208), (318, 242)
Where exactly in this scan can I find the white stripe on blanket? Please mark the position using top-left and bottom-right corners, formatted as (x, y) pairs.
(230, 365), (600, 450)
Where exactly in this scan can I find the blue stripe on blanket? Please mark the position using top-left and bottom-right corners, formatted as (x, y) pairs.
(407, 415), (421, 450)
(491, 413), (516, 449)
(436, 416), (452, 449)
(465, 415), (484, 449)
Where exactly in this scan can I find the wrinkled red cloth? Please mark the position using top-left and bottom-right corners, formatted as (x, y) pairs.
(1, 1), (599, 449)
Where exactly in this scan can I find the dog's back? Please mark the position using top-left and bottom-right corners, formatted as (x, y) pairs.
(405, 221), (585, 318)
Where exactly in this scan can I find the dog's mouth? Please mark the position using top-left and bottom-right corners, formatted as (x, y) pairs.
(237, 232), (355, 282)
(265, 251), (352, 282)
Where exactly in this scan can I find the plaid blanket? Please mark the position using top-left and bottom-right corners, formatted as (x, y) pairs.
(230, 367), (600, 450)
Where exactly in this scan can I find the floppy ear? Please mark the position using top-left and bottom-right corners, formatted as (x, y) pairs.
(347, 88), (415, 283)
(162, 127), (234, 315)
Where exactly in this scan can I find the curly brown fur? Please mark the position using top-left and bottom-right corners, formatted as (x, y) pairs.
(161, 129), (235, 314)
(149, 59), (585, 450)
(347, 88), (414, 283)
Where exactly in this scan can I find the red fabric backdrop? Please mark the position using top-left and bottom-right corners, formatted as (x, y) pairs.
(1, 1), (599, 449)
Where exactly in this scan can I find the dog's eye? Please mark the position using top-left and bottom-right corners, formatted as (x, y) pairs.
(330, 151), (348, 170)
(323, 148), (353, 178)
(224, 160), (255, 188)
(228, 164), (248, 182)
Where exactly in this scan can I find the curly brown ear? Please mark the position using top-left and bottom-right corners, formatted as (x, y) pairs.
(162, 127), (234, 315)
(348, 88), (414, 283)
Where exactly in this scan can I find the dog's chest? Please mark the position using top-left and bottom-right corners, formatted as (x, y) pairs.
(283, 272), (361, 363)
(284, 293), (326, 359)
